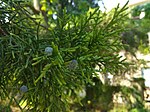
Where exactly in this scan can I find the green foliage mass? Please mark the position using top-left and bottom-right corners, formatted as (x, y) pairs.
(131, 3), (150, 19)
(121, 2), (150, 55)
(0, 0), (132, 111)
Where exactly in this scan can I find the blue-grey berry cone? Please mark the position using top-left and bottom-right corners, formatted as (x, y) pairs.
(45, 47), (53, 55)
(68, 59), (78, 70)
(20, 85), (28, 93)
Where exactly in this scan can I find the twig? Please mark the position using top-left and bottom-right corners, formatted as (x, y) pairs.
(14, 3), (49, 30)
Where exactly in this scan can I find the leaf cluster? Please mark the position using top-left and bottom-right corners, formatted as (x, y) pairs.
(0, 1), (130, 111)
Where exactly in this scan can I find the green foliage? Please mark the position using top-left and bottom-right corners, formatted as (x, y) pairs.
(84, 81), (121, 111)
(121, 29), (149, 54)
(131, 3), (150, 19)
(110, 106), (149, 112)
(40, 0), (99, 15)
(0, 0), (132, 111)
(119, 77), (146, 111)
(0, 104), (12, 112)
(130, 108), (148, 112)
(122, 2), (150, 55)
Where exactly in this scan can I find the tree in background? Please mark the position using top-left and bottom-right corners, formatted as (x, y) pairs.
(122, 2), (150, 55)
(113, 3), (150, 112)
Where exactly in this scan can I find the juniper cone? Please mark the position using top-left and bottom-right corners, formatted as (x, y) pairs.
(20, 85), (28, 93)
(45, 47), (53, 55)
(68, 59), (78, 70)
